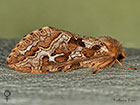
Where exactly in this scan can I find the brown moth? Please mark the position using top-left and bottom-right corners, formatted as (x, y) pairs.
(7, 26), (136, 74)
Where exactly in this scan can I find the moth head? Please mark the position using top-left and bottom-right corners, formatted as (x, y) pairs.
(117, 49), (126, 62)
(98, 36), (126, 61)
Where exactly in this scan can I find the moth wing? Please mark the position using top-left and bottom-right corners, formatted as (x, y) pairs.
(47, 55), (114, 73)
(6, 26), (64, 73)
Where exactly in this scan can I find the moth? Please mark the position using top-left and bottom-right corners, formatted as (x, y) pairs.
(7, 26), (136, 74)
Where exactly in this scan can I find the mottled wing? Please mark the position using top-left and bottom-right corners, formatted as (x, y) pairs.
(7, 27), (64, 73)
(7, 26), (110, 73)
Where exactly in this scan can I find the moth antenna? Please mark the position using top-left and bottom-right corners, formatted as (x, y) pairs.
(115, 59), (136, 70)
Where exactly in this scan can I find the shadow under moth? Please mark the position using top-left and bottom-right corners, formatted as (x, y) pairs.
(7, 26), (136, 74)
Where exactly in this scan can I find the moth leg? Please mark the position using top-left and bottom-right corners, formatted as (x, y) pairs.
(115, 59), (136, 70)
(91, 57), (114, 74)
(107, 60), (116, 68)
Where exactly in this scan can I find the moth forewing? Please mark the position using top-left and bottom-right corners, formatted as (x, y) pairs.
(7, 26), (136, 73)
